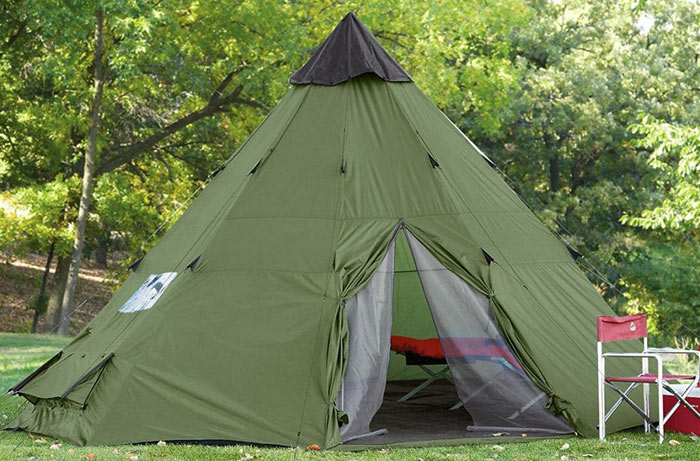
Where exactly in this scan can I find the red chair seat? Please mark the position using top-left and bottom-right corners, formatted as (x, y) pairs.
(605, 373), (695, 384)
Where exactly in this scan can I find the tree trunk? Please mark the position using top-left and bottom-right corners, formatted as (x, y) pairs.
(59, 9), (105, 336)
(95, 220), (109, 269)
(43, 254), (70, 333)
(549, 154), (561, 193)
(30, 241), (55, 333)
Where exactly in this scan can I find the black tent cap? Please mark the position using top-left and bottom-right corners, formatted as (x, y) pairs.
(289, 12), (412, 86)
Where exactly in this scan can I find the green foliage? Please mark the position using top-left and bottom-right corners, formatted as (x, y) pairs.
(0, 178), (77, 259)
(623, 119), (700, 235)
(621, 243), (700, 346)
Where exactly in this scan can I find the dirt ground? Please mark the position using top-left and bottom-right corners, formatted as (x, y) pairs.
(0, 252), (119, 334)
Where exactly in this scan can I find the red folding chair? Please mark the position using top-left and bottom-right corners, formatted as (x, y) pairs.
(597, 314), (700, 443)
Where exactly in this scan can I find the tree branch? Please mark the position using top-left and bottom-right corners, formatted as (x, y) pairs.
(2, 20), (27, 52)
(93, 71), (262, 176)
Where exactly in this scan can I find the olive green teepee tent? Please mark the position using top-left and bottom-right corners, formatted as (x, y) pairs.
(6, 12), (644, 448)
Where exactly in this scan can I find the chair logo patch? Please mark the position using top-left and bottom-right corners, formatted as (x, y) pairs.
(630, 322), (636, 331)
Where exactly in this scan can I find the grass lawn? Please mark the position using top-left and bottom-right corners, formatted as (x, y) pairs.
(1, 333), (697, 460)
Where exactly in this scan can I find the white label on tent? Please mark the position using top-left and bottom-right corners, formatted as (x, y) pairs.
(118, 272), (177, 313)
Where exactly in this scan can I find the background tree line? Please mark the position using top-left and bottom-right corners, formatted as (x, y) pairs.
(0, 0), (698, 345)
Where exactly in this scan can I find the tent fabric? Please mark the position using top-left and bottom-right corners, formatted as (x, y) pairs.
(6, 13), (645, 448)
(289, 12), (412, 85)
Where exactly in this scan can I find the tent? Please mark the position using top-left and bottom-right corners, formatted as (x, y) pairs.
(6, 12), (644, 448)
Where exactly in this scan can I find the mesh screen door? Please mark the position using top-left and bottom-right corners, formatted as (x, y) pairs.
(337, 228), (571, 442)
(337, 239), (395, 441)
(404, 229), (572, 433)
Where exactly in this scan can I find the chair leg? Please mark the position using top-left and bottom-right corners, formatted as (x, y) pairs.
(605, 382), (656, 427)
(658, 379), (664, 444)
(397, 375), (438, 402)
(605, 383), (638, 422)
(662, 382), (700, 421)
(598, 372), (605, 440)
(397, 366), (449, 402)
(449, 401), (463, 411)
(643, 382), (650, 434)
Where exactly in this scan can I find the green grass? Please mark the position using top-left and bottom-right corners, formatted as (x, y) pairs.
(1, 333), (698, 460)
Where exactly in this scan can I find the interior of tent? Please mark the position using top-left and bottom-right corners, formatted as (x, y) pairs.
(337, 226), (574, 445)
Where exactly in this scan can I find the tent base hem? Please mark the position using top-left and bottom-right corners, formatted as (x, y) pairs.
(333, 433), (577, 451)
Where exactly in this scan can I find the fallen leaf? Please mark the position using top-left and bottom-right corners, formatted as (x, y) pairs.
(86, 455), (96, 460)
(492, 455), (499, 459)
(491, 432), (509, 437)
(34, 437), (46, 444)
(124, 454), (139, 461)
(156, 440), (167, 446)
(582, 455), (594, 458)
(68, 448), (76, 454)
(668, 439), (680, 446)
(656, 455), (669, 459)
(690, 434), (698, 442)
(521, 433), (528, 437)
(1, 413), (7, 419)
(560, 456), (568, 461)
(491, 445), (505, 451)
(560, 443), (570, 451)
(50, 443), (61, 449)
(307, 444), (320, 451)
(238, 455), (253, 461)
(113, 448), (120, 455)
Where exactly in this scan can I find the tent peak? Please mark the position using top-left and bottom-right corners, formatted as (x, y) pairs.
(289, 12), (412, 86)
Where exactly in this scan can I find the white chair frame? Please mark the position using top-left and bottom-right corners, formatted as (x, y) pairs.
(597, 336), (700, 443)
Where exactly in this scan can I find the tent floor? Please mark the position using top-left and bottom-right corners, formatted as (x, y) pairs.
(346, 379), (474, 445)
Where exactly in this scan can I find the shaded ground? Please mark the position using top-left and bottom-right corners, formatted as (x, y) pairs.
(347, 379), (472, 445)
(0, 252), (118, 334)
(1, 333), (698, 460)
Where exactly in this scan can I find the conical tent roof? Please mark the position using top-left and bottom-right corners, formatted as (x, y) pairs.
(6, 13), (643, 448)
(290, 12), (412, 85)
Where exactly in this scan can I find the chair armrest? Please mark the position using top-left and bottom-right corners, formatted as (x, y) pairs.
(602, 353), (663, 371)
(645, 348), (700, 358)
(602, 352), (662, 359)
(646, 349), (700, 375)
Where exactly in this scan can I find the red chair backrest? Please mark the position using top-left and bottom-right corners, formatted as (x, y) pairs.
(597, 314), (647, 342)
